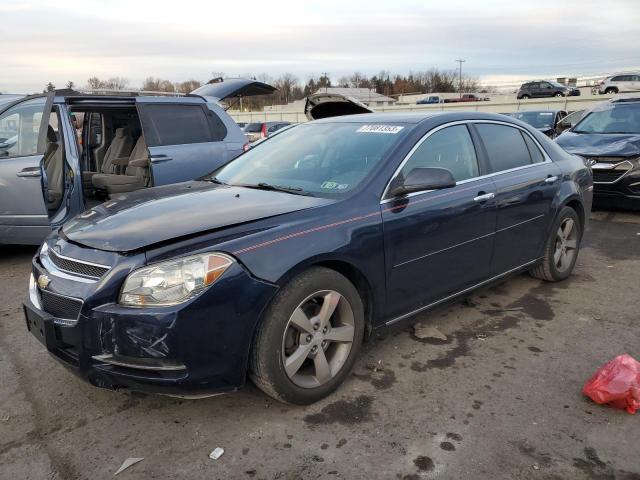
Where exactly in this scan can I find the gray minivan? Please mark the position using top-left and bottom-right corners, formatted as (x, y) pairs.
(0, 79), (275, 245)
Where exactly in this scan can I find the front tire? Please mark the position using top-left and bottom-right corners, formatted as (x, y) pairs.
(529, 206), (582, 282)
(249, 267), (365, 404)
(605, 87), (618, 95)
(521, 94), (530, 99)
(554, 92), (564, 97)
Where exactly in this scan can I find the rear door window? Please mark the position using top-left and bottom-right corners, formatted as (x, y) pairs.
(139, 104), (226, 147)
(476, 124), (533, 173)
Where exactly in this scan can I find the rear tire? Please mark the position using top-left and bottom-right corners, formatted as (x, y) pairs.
(529, 206), (582, 282)
(554, 92), (564, 97)
(249, 267), (365, 404)
(605, 87), (618, 95)
(521, 94), (530, 99)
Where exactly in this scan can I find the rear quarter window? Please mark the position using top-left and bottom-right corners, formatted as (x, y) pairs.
(140, 104), (226, 147)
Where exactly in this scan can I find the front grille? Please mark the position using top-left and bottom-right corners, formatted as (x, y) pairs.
(593, 169), (627, 183)
(48, 249), (109, 279)
(40, 290), (83, 323)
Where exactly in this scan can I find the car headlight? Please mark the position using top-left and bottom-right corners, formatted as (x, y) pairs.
(119, 253), (234, 307)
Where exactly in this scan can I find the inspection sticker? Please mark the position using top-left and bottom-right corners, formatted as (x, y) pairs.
(356, 125), (404, 134)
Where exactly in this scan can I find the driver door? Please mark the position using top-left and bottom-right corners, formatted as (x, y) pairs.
(0, 94), (55, 245)
(381, 123), (497, 321)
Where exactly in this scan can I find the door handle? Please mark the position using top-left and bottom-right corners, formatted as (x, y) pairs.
(473, 192), (495, 202)
(150, 155), (173, 164)
(545, 175), (558, 183)
(16, 168), (41, 178)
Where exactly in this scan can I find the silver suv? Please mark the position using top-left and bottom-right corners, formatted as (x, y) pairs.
(598, 73), (640, 94)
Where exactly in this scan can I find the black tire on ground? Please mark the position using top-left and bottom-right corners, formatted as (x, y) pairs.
(605, 87), (618, 94)
(554, 92), (564, 97)
(529, 206), (582, 282)
(249, 267), (365, 404)
(521, 94), (530, 99)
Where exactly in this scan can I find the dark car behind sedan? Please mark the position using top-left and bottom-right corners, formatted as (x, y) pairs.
(517, 81), (580, 99)
(24, 112), (592, 405)
(556, 97), (640, 208)
(509, 110), (567, 138)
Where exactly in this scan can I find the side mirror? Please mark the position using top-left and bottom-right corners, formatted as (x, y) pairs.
(556, 122), (572, 134)
(389, 167), (456, 198)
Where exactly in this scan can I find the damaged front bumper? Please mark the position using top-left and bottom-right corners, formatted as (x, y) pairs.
(24, 241), (278, 397)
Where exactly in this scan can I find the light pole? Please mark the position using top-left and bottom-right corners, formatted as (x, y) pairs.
(455, 59), (466, 98)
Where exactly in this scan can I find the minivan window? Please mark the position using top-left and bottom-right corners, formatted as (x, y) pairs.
(477, 124), (533, 172)
(215, 122), (410, 197)
(399, 125), (479, 182)
(0, 97), (46, 159)
(140, 104), (224, 147)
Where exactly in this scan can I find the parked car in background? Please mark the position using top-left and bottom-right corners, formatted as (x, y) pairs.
(508, 110), (567, 138)
(597, 73), (640, 95)
(236, 121), (248, 130)
(416, 96), (441, 104)
(443, 94), (490, 103)
(517, 81), (580, 99)
(0, 78), (276, 245)
(304, 93), (373, 120)
(244, 121), (292, 143)
(555, 110), (585, 135)
(24, 111), (591, 404)
(556, 97), (640, 208)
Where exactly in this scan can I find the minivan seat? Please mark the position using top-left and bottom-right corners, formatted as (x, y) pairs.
(82, 127), (133, 186)
(92, 135), (150, 194)
(43, 126), (64, 209)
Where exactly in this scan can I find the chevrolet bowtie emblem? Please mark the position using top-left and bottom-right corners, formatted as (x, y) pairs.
(37, 274), (51, 290)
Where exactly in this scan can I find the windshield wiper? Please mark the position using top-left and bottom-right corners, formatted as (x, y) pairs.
(208, 176), (227, 185)
(238, 182), (313, 196)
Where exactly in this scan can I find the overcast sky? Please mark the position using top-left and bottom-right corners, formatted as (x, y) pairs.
(2, 0), (639, 93)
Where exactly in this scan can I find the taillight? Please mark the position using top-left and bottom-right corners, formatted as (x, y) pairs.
(261, 123), (267, 138)
(243, 143), (250, 152)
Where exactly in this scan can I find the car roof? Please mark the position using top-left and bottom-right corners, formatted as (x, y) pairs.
(312, 111), (521, 125)
(513, 109), (563, 114)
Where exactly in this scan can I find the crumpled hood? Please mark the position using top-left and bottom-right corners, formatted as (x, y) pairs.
(556, 131), (640, 157)
(63, 181), (333, 252)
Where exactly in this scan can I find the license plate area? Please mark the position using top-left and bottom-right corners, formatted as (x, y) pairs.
(24, 304), (59, 349)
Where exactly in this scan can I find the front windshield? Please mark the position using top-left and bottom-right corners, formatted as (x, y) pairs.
(512, 111), (555, 129)
(214, 122), (410, 196)
(573, 103), (640, 134)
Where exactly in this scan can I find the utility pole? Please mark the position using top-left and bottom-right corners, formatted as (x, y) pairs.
(321, 72), (329, 93)
(455, 59), (466, 98)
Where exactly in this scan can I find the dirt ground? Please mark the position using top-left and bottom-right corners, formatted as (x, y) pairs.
(1, 210), (639, 480)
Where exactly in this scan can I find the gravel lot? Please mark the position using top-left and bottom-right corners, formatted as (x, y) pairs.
(1, 210), (639, 480)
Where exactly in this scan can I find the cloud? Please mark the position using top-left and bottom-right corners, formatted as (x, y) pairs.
(1, 0), (639, 93)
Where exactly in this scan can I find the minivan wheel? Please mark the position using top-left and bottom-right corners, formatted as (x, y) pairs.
(521, 94), (530, 99)
(554, 92), (564, 97)
(605, 87), (618, 95)
(249, 267), (364, 404)
(529, 206), (582, 282)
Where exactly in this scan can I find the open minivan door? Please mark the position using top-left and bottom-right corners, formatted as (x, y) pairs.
(0, 93), (58, 245)
(304, 93), (374, 120)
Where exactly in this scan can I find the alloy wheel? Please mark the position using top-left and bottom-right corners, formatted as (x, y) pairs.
(554, 218), (578, 273)
(281, 290), (355, 388)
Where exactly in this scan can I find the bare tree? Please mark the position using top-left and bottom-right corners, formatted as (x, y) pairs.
(176, 79), (202, 94)
(43, 82), (56, 93)
(65, 80), (75, 89)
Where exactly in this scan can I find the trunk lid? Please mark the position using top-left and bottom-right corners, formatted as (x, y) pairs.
(304, 93), (373, 120)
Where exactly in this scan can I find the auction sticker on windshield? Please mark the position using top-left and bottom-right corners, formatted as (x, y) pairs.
(356, 125), (404, 134)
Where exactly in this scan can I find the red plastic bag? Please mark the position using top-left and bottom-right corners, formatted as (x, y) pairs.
(583, 354), (640, 414)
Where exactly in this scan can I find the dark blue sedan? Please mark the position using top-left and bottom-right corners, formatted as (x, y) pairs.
(24, 112), (593, 404)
